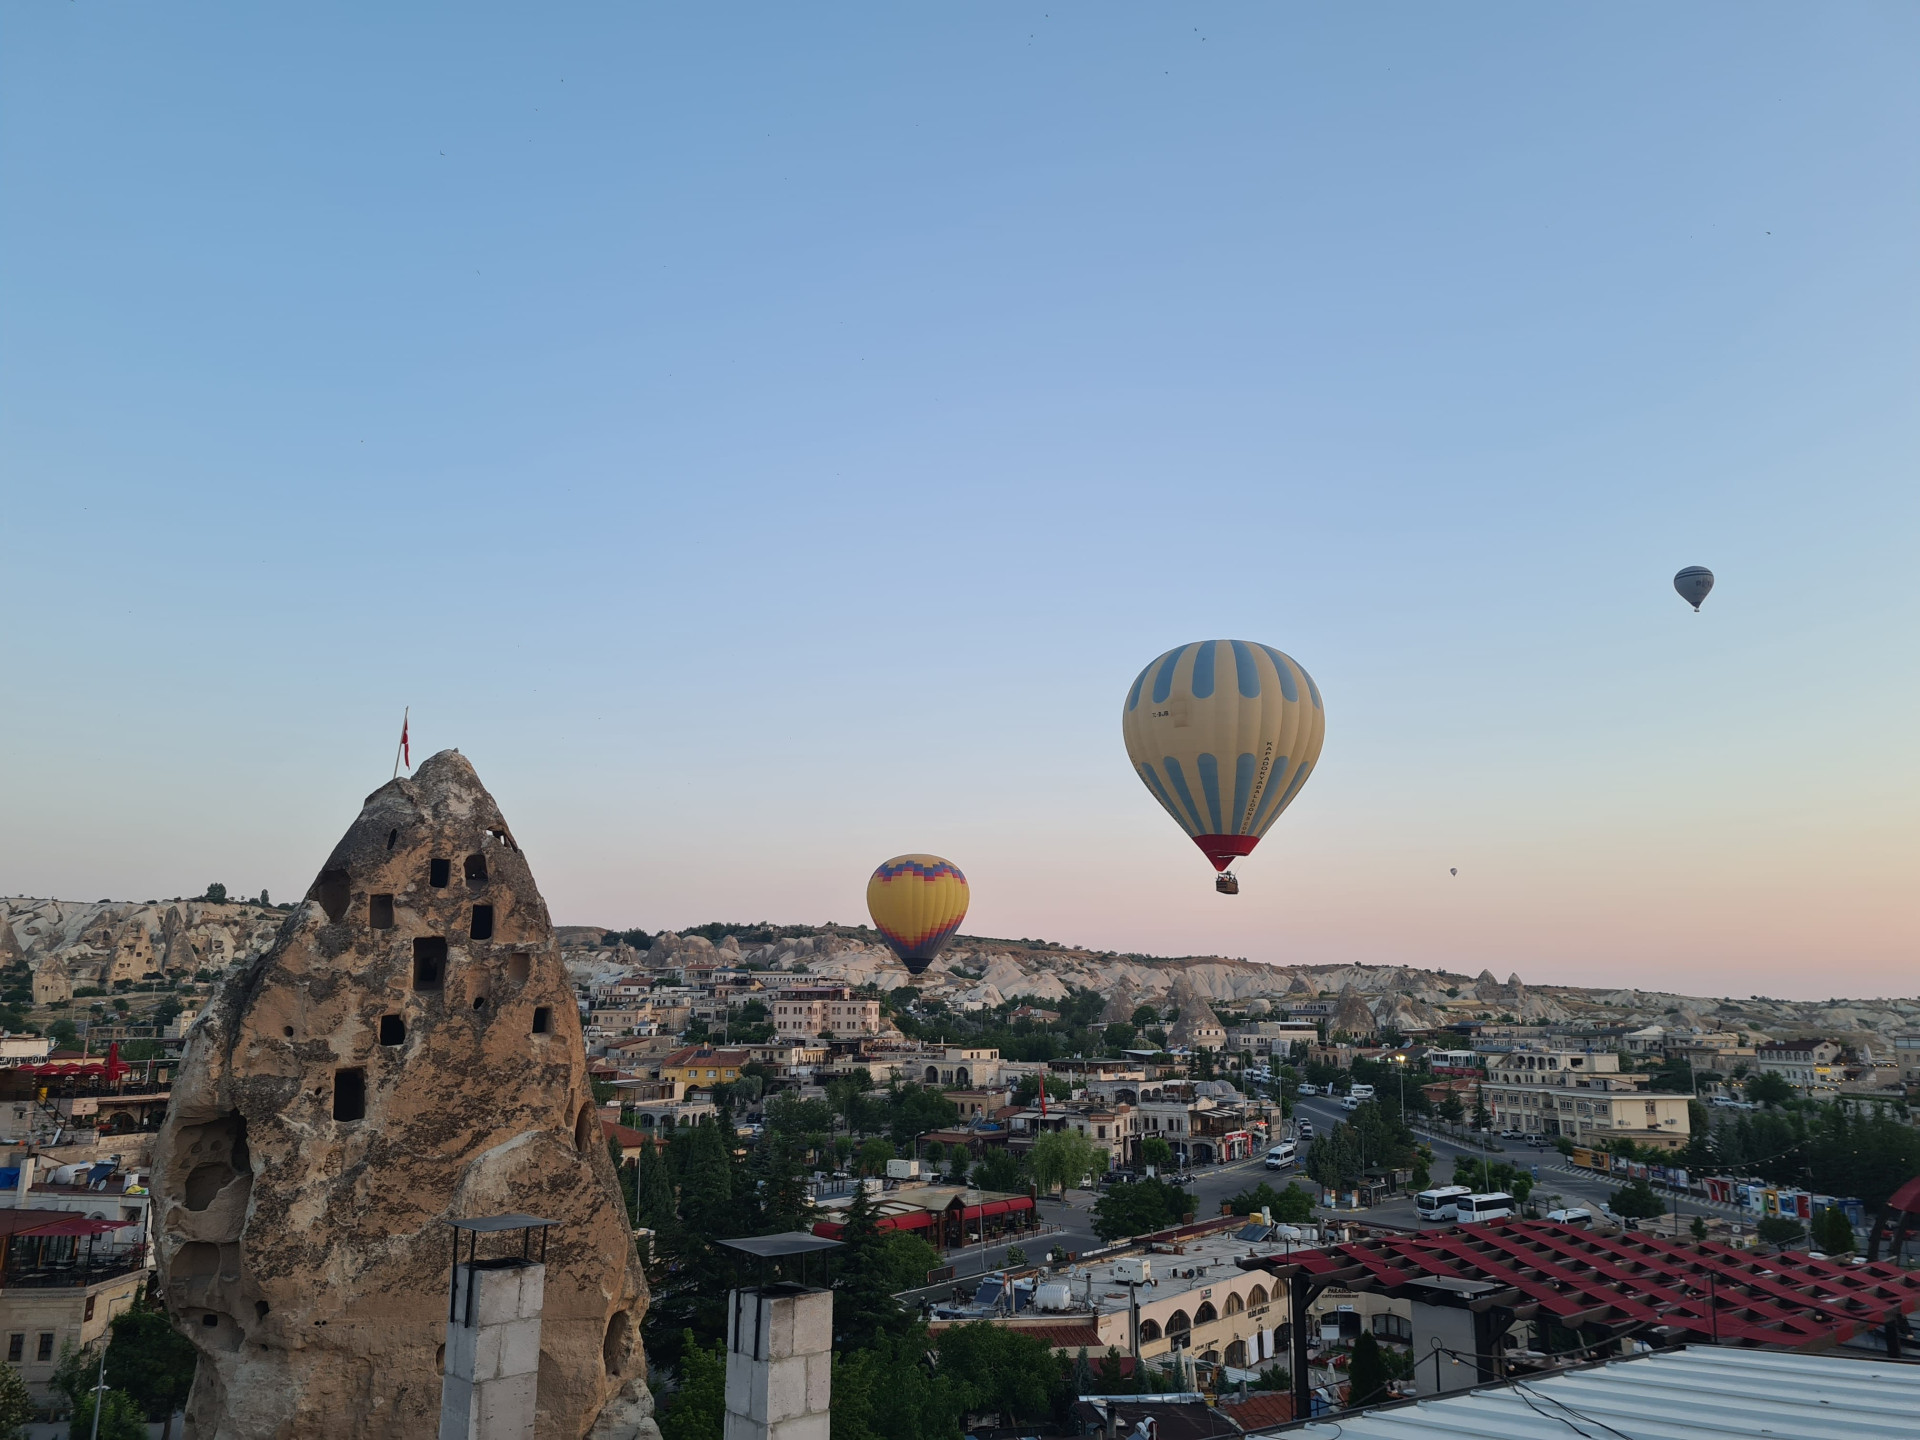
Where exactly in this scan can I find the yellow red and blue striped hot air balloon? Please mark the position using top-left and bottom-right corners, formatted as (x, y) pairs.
(1122, 640), (1326, 890)
(866, 855), (969, 976)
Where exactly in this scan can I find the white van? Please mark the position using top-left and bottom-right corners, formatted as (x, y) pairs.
(1546, 1207), (1594, 1227)
(1456, 1192), (1517, 1222)
(1349, 1084), (1375, 1100)
(1264, 1142), (1298, 1171)
(1341, 1095), (1360, 1111)
(1298, 1083), (1319, 1096)
(1415, 1186), (1473, 1221)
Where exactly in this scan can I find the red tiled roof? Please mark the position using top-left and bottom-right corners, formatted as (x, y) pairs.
(1218, 1392), (1294, 1429)
(600, 1120), (648, 1147)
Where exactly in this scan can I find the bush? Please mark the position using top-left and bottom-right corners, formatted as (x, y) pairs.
(1757, 1215), (1805, 1246)
(0, 1362), (29, 1435)
(68, 1388), (145, 1440)
(1607, 1178), (1666, 1221)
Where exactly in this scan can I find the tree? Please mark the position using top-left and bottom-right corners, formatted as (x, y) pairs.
(1228, 1181), (1314, 1223)
(1131, 1005), (1162, 1028)
(1029, 1129), (1103, 1194)
(1346, 1331), (1390, 1409)
(634, 1141), (676, 1230)
(1812, 1205), (1855, 1255)
(1757, 1215), (1806, 1247)
(658, 1330), (725, 1440)
(835, 1185), (908, 1349)
(971, 1148), (1025, 1193)
(105, 1298), (197, 1436)
(1012, 1074), (1073, 1107)
(0, 1363), (29, 1438)
(832, 1330), (966, 1440)
(1141, 1136), (1174, 1171)
(48, 1018), (79, 1048)
(876, 1230), (943, 1293)
(1102, 1021), (1137, 1052)
(935, 1322), (1060, 1429)
(857, 1138), (896, 1176)
(1437, 1094), (1465, 1128)
(1691, 1215), (1708, 1241)
(1090, 1178), (1188, 1242)
(69, 1388), (146, 1440)
(1746, 1071), (1794, 1108)
(201, 883), (228, 903)
(1607, 1178), (1666, 1221)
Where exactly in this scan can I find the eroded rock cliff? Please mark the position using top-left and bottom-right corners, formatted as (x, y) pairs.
(152, 750), (648, 1440)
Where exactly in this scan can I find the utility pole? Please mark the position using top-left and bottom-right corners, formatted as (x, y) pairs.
(89, 1345), (107, 1440)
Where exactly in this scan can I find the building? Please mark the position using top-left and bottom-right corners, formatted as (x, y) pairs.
(1480, 1049), (1690, 1150)
(0, 1205), (148, 1405)
(1895, 1034), (1920, 1085)
(1223, 1024), (1318, 1059)
(658, 1046), (752, 1089)
(769, 986), (881, 1040)
(1755, 1038), (1846, 1097)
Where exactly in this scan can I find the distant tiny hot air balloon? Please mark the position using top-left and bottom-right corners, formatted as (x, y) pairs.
(1450, 868), (1457, 876)
(1121, 639), (1326, 892)
(1674, 566), (1714, 611)
(866, 855), (968, 976)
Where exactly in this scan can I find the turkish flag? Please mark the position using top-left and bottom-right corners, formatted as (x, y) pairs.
(401, 716), (409, 767)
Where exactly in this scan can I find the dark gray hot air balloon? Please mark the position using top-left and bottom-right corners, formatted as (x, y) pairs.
(1674, 566), (1714, 611)
(1450, 868), (1457, 876)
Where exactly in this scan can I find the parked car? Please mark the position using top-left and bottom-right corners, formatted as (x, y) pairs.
(1499, 1129), (1523, 1140)
(1298, 1121), (1315, 1138)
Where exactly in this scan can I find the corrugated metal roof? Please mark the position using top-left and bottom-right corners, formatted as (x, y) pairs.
(1271, 1347), (1920, 1439)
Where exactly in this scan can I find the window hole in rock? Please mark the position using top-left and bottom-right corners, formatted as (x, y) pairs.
(472, 996), (488, 1013)
(333, 1068), (367, 1123)
(379, 1014), (406, 1046)
(470, 905), (494, 941)
(531, 1007), (551, 1036)
(429, 858), (451, 888)
(256, 1301), (270, 1319)
(508, 953), (531, 984)
(313, 869), (351, 924)
(386, 828), (399, 851)
(574, 1104), (596, 1152)
(282, 1026), (295, 1039)
(369, 894), (395, 929)
(412, 937), (447, 990)
(464, 854), (488, 887)
(603, 1310), (632, 1376)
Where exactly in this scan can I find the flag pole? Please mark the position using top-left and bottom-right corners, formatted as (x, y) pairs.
(393, 707), (409, 780)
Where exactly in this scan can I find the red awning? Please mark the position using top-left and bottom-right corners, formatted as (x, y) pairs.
(21, 1216), (129, 1237)
(959, 1196), (1033, 1222)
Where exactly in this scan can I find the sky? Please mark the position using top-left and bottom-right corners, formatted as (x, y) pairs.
(3, 5), (1916, 1000)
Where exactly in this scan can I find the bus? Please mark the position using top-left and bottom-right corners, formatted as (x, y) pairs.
(1456, 1192), (1517, 1222)
(1415, 1186), (1473, 1221)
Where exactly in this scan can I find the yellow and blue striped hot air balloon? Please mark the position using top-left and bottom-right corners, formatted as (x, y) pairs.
(866, 855), (969, 976)
(1122, 640), (1326, 883)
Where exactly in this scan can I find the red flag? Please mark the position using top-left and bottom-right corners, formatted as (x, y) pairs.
(401, 715), (410, 767)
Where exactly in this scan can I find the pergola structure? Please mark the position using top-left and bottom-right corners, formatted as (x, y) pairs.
(1250, 1219), (1920, 1422)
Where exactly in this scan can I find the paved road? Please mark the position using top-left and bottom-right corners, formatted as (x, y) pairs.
(1288, 1093), (1728, 1229)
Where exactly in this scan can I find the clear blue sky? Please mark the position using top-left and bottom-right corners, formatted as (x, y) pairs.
(4, 5), (1916, 998)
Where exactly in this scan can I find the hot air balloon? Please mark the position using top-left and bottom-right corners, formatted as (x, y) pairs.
(1122, 640), (1326, 893)
(1674, 566), (1714, 611)
(866, 855), (969, 975)
(1450, 868), (1457, 876)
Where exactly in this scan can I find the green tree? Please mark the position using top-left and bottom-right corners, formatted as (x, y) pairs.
(1090, 1178), (1188, 1241)
(1012, 1074), (1073, 1107)
(104, 1297), (197, 1437)
(1812, 1205), (1855, 1255)
(935, 1322), (1060, 1429)
(1346, 1331), (1390, 1409)
(201, 883), (228, 903)
(834, 1185), (907, 1350)
(971, 1148), (1026, 1193)
(857, 1138), (896, 1176)
(69, 1388), (146, 1440)
(876, 1230), (943, 1293)
(1228, 1181), (1315, 1223)
(832, 1330), (966, 1440)
(1141, 1136), (1175, 1171)
(1691, 1216), (1708, 1242)
(634, 1141), (676, 1230)
(1130, 1005), (1161, 1028)
(49, 1018), (79, 1048)
(1029, 1128), (1103, 1194)
(1102, 1021), (1138, 1052)
(657, 1330), (725, 1440)
(0, 1362), (29, 1438)
(1607, 1178), (1666, 1220)
(1745, 1071), (1794, 1108)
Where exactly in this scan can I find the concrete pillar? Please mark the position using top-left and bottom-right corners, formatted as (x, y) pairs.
(439, 1259), (545, 1440)
(723, 1285), (832, 1440)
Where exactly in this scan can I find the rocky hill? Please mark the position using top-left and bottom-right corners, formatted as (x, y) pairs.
(2, 895), (289, 1004)
(10, 898), (1916, 1053)
(565, 923), (1920, 1053)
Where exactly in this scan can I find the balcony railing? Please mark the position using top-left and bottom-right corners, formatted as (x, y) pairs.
(4, 1248), (148, 1290)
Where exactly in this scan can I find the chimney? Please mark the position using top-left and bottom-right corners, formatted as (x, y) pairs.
(717, 1234), (840, 1440)
(438, 1216), (555, 1440)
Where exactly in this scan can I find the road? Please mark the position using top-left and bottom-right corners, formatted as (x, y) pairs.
(1288, 1092), (1727, 1230)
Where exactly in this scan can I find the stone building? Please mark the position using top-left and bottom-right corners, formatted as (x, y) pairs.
(151, 751), (654, 1440)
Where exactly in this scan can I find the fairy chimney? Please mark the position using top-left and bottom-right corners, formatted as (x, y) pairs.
(152, 751), (651, 1440)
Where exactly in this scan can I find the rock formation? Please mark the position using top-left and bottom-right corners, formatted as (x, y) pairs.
(151, 751), (649, 1440)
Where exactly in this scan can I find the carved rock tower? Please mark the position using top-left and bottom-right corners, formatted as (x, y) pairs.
(152, 751), (650, 1439)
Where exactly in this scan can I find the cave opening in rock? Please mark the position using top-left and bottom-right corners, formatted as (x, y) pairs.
(470, 905), (494, 941)
(532, 1006), (551, 1035)
(412, 937), (447, 990)
(464, 854), (487, 886)
(313, 869), (350, 924)
(369, 894), (395, 930)
(333, 1068), (366, 1122)
(429, 858), (451, 888)
(379, 1014), (405, 1046)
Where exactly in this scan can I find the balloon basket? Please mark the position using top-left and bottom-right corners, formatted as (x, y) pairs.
(1215, 872), (1240, 896)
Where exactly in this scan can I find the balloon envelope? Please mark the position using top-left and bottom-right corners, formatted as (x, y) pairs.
(866, 855), (969, 976)
(1122, 640), (1326, 872)
(1674, 566), (1714, 610)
